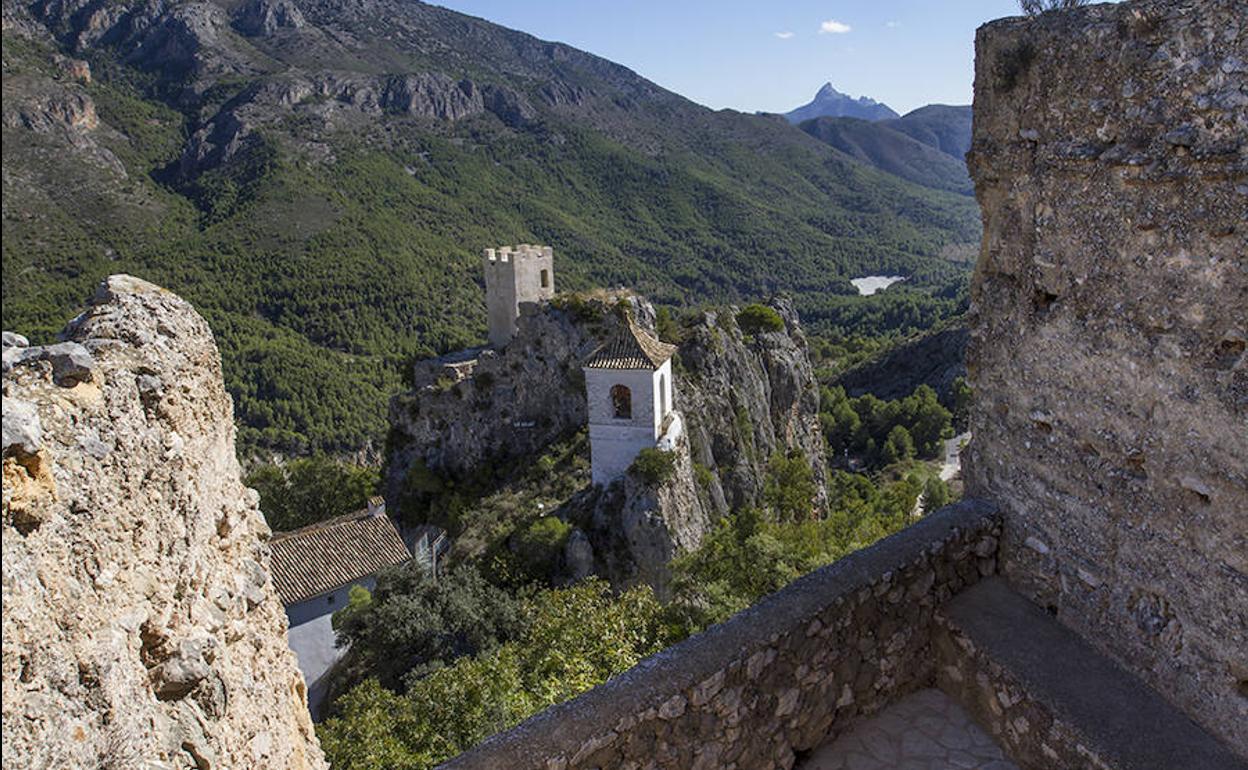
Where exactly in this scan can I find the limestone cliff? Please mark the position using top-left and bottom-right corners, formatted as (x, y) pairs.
(965, 0), (1247, 753)
(385, 294), (827, 587)
(2, 277), (325, 769)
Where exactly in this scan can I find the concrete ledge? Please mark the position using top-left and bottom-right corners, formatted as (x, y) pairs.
(936, 578), (1248, 770)
(441, 499), (1001, 770)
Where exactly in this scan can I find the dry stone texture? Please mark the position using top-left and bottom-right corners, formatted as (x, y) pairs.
(963, 0), (1247, 754)
(2, 276), (326, 769)
(798, 688), (1018, 770)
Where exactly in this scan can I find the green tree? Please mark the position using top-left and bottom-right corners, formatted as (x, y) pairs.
(319, 580), (669, 769)
(736, 303), (785, 335)
(881, 425), (916, 465)
(762, 451), (817, 523)
(334, 564), (526, 691)
(654, 306), (683, 344)
(247, 456), (379, 531)
(922, 476), (951, 514)
(510, 517), (573, 582)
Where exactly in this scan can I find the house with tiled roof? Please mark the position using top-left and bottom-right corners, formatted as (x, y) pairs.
(583, 319), (683, 485)
(269, 497), (411, 718)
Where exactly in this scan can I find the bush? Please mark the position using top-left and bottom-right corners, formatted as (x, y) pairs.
(630, 448), (677, 486)
(1019, 0), (1087, 14)
(247, 456), (379, 532)
(736, 303), (785, 335)
(511, 517), (573, 580)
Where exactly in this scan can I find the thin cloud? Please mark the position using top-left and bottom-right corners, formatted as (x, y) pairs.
(885, 20), (902, 28)
(774, 31), (795, 39)
(819, 19), (851, 34)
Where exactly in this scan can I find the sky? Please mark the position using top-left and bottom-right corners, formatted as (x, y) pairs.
(430, 0), (1030, 116)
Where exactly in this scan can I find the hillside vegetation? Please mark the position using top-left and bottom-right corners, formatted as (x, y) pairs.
(2, 0), (979, 455)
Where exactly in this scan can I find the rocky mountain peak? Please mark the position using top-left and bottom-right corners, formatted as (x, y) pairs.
(786, 82), (900, 124)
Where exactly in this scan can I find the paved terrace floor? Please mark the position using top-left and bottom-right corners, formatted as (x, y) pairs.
(799, 689), (1020, 770)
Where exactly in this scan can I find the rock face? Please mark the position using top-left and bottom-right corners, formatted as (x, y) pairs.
(965, 0), (1247, 754)
(1, 276), (326, 769)
(385, 294), (827, 588)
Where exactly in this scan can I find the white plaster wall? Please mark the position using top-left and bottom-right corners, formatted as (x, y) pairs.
(285, 576), (376, 720)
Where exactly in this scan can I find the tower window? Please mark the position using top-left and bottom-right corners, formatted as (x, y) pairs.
(540, 269), (550, 288)
(611, 385), (632, 419)
(660, 373), (668, 417)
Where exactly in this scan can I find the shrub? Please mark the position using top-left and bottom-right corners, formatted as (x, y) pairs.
(1019, 0), (1087, 15)
(511, 517), (573, 580)
(736, 303), (785, 335)
(247, 456), (379, 532)
(630, 448), (677, 486)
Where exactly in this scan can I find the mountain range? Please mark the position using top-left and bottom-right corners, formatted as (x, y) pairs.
(784, 83), (901, 123)
(797, 106), (974, 196)
(1, 0), (979, 456)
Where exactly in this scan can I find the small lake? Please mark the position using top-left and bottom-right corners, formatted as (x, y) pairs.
(851, 275), (907, 296)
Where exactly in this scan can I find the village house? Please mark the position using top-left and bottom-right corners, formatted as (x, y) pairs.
(269, 497), (412, 718)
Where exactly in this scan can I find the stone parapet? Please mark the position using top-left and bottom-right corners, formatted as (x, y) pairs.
(439, 499), (1001, 770)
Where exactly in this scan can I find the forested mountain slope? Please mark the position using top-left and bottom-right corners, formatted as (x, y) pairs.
(2, 0), (979, 455)
(798, 116), (973, 196)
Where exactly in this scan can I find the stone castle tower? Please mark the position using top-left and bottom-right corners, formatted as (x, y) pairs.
(583, 320), (680, 486)
(484, 244), (555, 348)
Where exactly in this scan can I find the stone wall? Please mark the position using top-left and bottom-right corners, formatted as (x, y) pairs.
(964, 0), (1247, 754)
(2, 276), (326, 769)
(439, 500), (1001, 770)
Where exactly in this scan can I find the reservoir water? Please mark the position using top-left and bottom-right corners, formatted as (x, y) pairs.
(850, 275), (906, 296)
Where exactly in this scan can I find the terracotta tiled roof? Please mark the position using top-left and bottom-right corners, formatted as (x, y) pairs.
(269, 508), (411, 605)
(586, 320), (677, 370)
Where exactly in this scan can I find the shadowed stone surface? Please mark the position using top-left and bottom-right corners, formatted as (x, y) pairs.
(936, 578), (1247, 770)
(964, 0), (1248, 752)
(799, 689), (1019, 770)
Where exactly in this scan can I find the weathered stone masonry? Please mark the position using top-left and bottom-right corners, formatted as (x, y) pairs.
(963, 0), (1247, 753)
(441, 500), (1002, 770)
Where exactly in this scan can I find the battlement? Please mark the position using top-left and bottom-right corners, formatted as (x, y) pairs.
(484, 243), (555, 348)
(484, 244), (554, 264)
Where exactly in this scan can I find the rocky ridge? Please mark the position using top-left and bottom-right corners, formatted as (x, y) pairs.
(385, 293), (828, 588)
(2, 276), (325, 769)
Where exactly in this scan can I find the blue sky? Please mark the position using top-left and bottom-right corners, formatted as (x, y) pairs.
(430, 0), (1030, 115)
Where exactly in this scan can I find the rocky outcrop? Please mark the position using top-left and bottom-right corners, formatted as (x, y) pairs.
(2, 276), (326, 769)
(965, 0), (1246, 754)
(232, 0), (306, 37)
(386, 293), (827, 589)
(676, 297), (828, 515)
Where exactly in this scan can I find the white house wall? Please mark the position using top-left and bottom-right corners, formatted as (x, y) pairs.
(284, 576), (377, 720)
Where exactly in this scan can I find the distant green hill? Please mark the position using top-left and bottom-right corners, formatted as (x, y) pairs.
(885, 105), (974, 161)
(798, 116), (973, 196)
(2, 0), (979, 456)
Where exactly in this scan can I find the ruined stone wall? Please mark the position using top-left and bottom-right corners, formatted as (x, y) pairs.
(439, 501), (1001, 770)
(2, 276), (326, 769)
(964, 0), (1247, 753)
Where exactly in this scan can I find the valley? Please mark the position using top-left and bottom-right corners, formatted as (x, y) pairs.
(2, 0), (977, 458)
